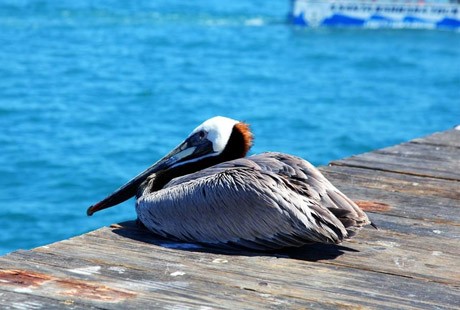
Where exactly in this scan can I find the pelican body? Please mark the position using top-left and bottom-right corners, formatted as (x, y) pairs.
(87, 116), (373, 250)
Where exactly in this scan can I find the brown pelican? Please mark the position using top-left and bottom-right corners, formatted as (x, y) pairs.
(87, 116), (374, 250)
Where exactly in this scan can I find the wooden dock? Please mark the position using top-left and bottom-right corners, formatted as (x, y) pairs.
(1, 129), (459, 309)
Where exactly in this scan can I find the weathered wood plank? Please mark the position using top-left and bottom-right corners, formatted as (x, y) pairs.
(0, 289), (92, 310)
(1, 236), (459, 310)
(411, 129), (460, 148)
(320, 165), (460, 201)
(331, 140), (460, 180)
(0, 259), (273, 310)
(78, 224), (460, 284)
(0, 254), (385, 310)
(319, 165), (460, 224)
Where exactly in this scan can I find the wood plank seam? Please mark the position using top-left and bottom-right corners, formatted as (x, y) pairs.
(329, 161), (460, 182)
(315, 260), (460, 287)
(410, 140), (460, 150)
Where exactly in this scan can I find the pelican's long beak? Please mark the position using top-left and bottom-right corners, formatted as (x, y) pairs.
(86, 137), (213, 216)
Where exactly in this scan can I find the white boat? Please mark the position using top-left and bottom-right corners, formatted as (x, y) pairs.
(290, 0), (460, 29)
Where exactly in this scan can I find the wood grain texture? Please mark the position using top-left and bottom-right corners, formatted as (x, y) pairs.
(331, 129), (460, 181)
(1, 129), (459, 309)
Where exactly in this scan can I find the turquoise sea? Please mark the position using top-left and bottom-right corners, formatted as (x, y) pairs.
(1, 0), (459, 255)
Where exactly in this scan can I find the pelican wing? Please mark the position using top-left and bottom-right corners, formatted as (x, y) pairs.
(136, 157), (354, 250)
(167, 152), (371, 237)
(250, 152), (371, 236)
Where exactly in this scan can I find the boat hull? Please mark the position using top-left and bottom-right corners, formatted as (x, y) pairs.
(290, 0), (460, 29)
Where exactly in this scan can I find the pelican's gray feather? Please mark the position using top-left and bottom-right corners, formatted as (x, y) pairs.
(137, 152), (369, 250)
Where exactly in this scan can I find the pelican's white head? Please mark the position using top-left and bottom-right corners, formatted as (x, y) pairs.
(190, 116), (239, 153)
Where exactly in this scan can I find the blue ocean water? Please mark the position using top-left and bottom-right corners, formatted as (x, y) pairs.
(0, 0), (459, 255)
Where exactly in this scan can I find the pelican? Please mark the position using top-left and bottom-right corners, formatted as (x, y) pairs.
(87, 116), (374, 250)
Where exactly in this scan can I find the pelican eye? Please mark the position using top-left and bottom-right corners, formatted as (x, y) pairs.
(189, 130), (208, 145)
(198, 130), (207, 140)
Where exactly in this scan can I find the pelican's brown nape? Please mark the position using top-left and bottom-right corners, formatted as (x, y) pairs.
(87, 116), (374, 250)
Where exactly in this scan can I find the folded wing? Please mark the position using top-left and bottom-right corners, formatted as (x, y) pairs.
(136, 152), (370, 250)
